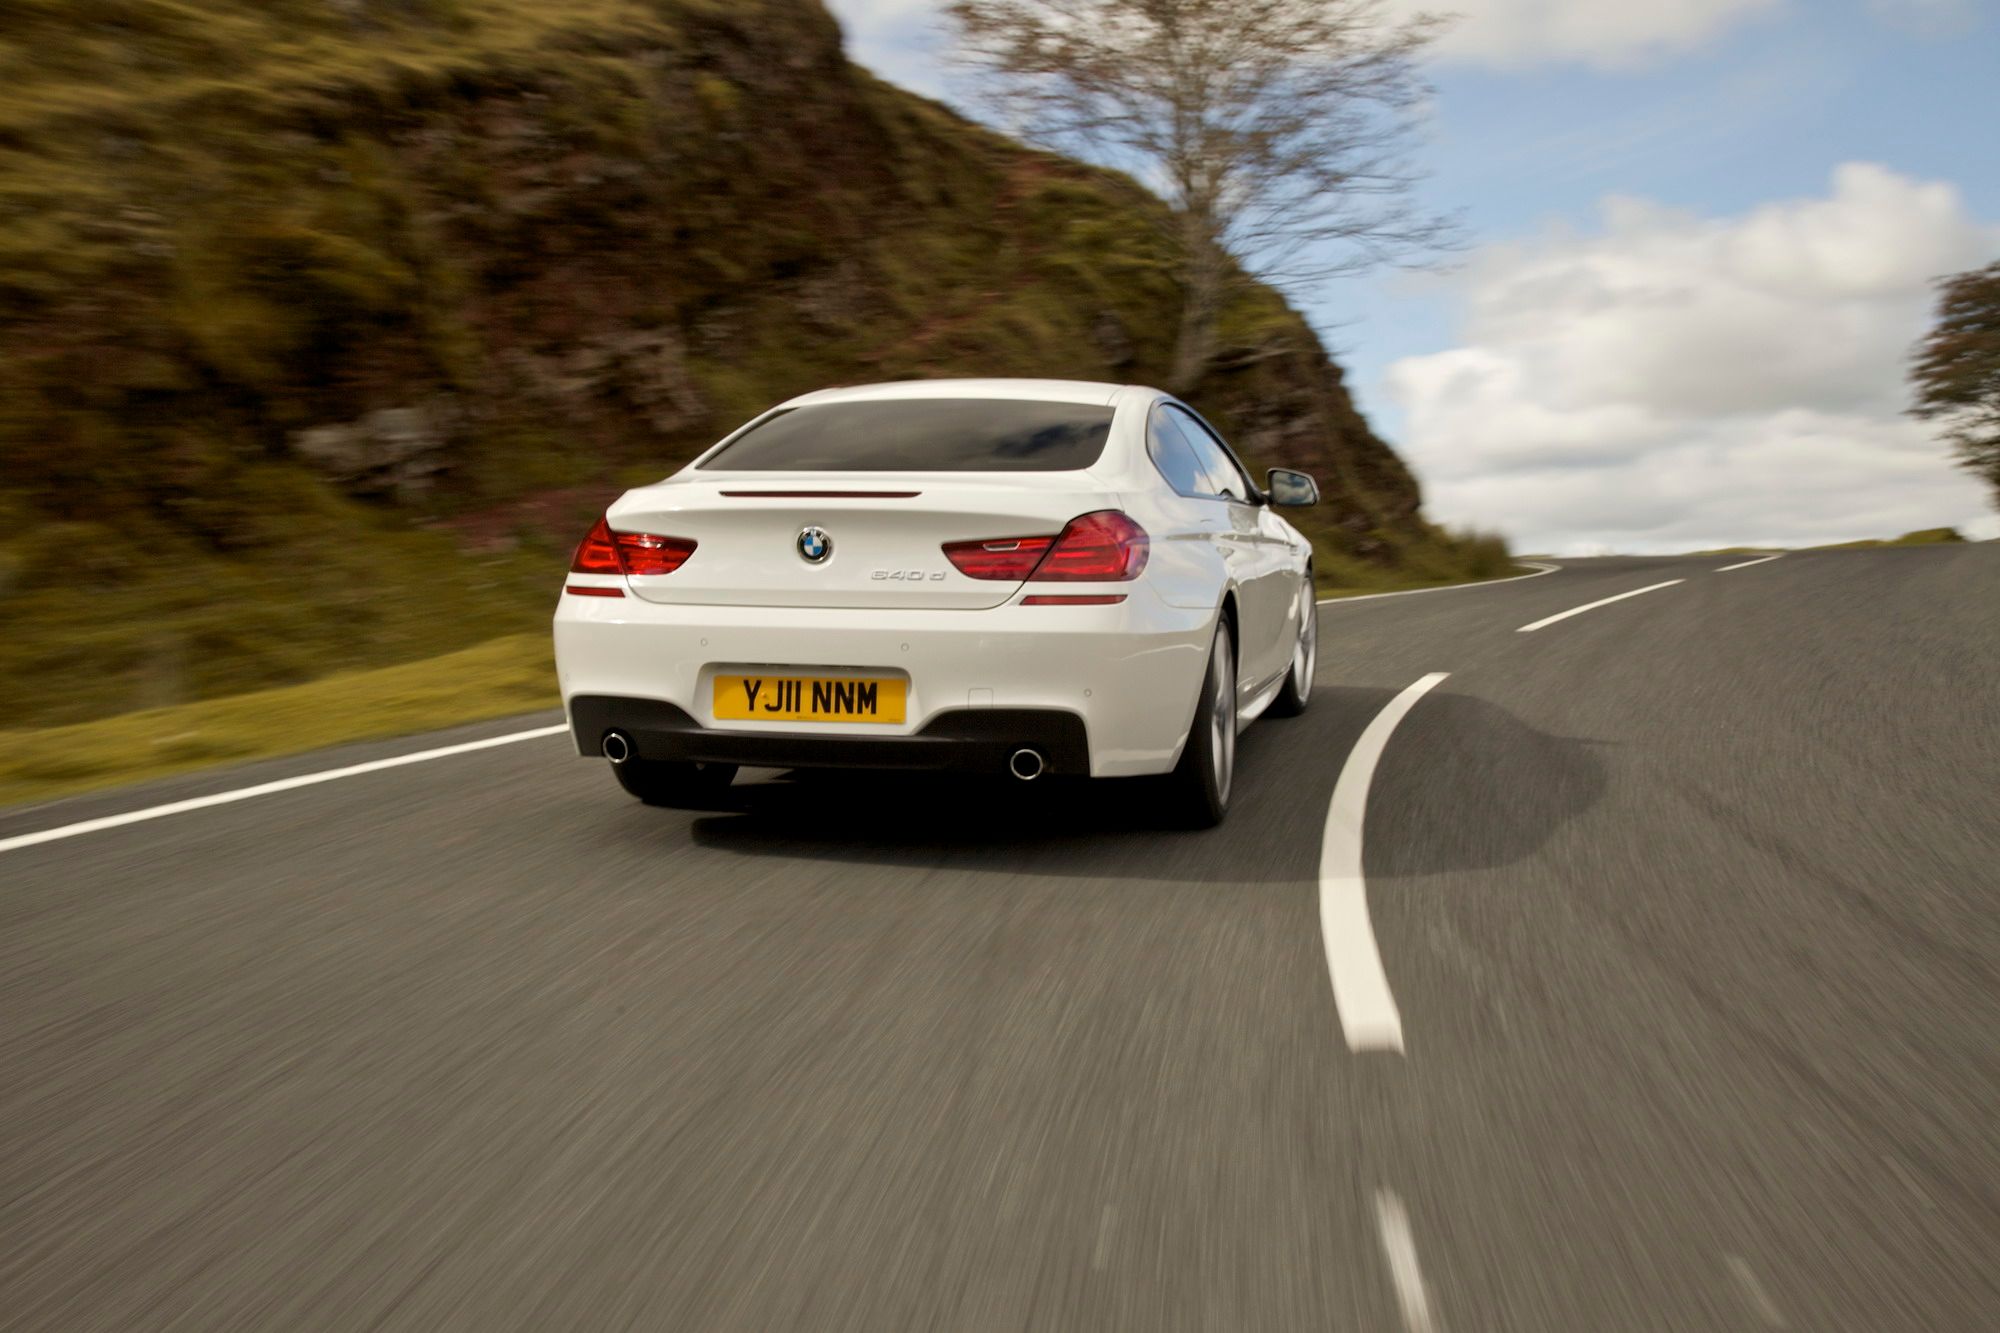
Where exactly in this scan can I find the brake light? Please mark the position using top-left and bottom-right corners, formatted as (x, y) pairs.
(941, 511), (1149, 583)
(570, 515), (697, 577)
(614, 530), (697, 576)
(571, 516), (622, 574)
(942, 535), (1056, 580)
(1031, 511), (1149, 581)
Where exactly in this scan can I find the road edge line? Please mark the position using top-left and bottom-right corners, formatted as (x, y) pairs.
(0, 725), (572, 856)
(1318, 561), (1559, 606)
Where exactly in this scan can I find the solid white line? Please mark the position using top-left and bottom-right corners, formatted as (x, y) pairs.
(0, 725), (571, 856)
(1715, 553), (1784, 572)
(1320, 671), (1449, 1053)
(1318, 561), (1559, 606)
(1515, 579), (1683, 633)
(1376, 1189), (1439, 1333)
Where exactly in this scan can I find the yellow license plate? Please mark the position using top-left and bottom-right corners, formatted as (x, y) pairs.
(713, 674), (906, 724)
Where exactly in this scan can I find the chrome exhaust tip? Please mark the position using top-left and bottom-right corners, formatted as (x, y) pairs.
(1008, 748), (1046, 781)
(602, 730), (633, 765)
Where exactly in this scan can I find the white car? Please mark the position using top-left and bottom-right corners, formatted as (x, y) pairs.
(553, 378), (1320, 826)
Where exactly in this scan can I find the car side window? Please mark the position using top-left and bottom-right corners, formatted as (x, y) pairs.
(1165, 405), (1251, 503)
(1147, 406), (1214, 498)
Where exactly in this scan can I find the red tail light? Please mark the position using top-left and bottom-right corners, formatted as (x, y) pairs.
(1032, 511), (1149, 581)
(570, 515), (697, 577)
(942, 535), (1056, 580)
(941, 511), (1149, 584)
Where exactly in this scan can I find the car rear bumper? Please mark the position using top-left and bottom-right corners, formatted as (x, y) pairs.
(552, 585), (1214, 778)
(567, 696), (1092, 776)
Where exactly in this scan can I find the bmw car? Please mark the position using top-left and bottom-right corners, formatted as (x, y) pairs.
(553, 378), (1321, 827)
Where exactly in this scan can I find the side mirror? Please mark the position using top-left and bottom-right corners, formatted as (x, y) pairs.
(1266, 468), (1319, 507)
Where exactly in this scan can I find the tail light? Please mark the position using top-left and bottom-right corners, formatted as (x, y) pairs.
(942, 511), (1149, 584)
(570, 515), (697, 577)
(941, 535), (1055, 581)
(1031, 511), (1149, 581)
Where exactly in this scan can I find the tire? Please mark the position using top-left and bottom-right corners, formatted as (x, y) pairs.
(1266, 573), (1317, 718)
(1162, 622), (1236, 829)
(611, 757), (738, 808)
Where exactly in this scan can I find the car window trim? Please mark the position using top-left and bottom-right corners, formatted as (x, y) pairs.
(1146, 403), (1225, 501)
(1163, 403), (1260, 506)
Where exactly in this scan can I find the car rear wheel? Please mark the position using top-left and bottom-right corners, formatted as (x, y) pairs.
(1162, 623), (1235, 829)
(1266, 573), (1317, 718)
(612, 757), (739, 808)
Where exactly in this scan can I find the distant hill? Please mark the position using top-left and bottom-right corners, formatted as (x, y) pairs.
(1808, 528), (1967, 549)
(0, 0), (1505, 727)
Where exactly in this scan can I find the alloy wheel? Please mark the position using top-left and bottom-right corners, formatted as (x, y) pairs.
(1293, 581), (1317, 704)
(1210, 632), (1235, 805)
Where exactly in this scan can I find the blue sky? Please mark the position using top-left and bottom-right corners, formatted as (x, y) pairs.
(824, 0), (2000, 550)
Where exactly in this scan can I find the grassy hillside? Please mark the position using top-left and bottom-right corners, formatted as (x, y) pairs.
(1808, 527), (1968, 550)
(0, 0), (1505, 733)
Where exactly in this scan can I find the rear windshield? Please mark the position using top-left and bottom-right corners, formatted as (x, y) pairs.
(699, 399), (1115, 472)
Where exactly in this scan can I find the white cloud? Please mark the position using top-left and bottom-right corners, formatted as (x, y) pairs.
(1386, 163), (2000, 553)
(1383, 0), (1783, 69)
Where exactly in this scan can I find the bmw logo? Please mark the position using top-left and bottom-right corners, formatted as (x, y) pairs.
(797, 526), (833, 564)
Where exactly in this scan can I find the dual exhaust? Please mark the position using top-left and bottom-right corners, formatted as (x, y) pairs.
(602, 728), (1044, 781)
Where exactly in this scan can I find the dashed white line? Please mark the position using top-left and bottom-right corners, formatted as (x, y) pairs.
(1515, 579), (1684, 633)
(1725, 1254), (1788, 1327)
(1319, 672), (1449, 1053)
(1376, 1189), (1439, 1333)
(1715, 553), (1785, 572)
(1319, 561), (1559, 606)
(1091, 1204), (1117, 1271)
(0, 725), (571, 856)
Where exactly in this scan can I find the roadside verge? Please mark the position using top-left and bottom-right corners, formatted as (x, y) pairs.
(1, 634), (555, 809)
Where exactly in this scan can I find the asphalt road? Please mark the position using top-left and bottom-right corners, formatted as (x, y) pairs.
(4, 546), (1997, 1331)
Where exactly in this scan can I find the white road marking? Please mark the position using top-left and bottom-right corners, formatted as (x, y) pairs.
(1376, 1189), (1439, 1333)
(1515, 579), (1684, 633)
(1715, 553), (1785, 572)
(0, 725), (571, 856)
(1319, 561), (1559, 605)
(1320, 672), (1449, 1053)
(1725, 1254), (1788, 1327)
(1091, 1204), (1117, 1270)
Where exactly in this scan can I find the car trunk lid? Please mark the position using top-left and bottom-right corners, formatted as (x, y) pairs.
(610, 475), (1115, 610)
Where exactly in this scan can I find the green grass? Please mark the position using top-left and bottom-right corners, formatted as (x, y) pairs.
(1680, 546), (1783, 557)
(1807, 527), (1968, 550)
(0, 482), (578, 730)
(0, 633), (556, 809)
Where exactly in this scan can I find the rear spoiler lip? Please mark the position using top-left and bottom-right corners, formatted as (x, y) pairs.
(716, 490), (922, 498)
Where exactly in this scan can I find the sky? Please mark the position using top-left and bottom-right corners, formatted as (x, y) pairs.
(821, 0), (2000, 552)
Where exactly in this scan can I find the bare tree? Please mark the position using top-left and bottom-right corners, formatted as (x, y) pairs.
(1909, 260), (2000, 510)
(945, 0), (1456, 391)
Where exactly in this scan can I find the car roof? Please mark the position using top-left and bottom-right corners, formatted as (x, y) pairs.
(776, 378), (1134, 409)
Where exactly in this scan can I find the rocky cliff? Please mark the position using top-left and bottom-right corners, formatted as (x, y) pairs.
(0, 0), (1499, 726)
